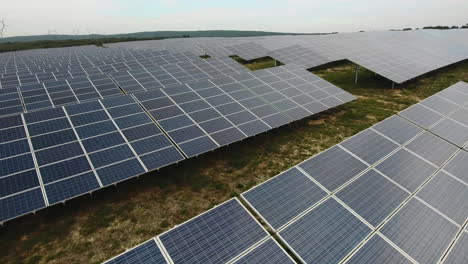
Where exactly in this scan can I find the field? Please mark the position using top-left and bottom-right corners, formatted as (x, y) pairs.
(1, 58), (468, 264)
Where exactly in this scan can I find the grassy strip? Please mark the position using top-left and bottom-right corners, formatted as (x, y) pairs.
(0, 60), (467, 264)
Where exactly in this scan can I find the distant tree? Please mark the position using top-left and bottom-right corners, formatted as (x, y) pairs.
(0, 19), (7, 38)
(423, 25), (450, 30)
(358, 30), (365, 32)
(451, 25), (459, 29)
(403, 28), (412, 31)
(462, 23), (468, 29)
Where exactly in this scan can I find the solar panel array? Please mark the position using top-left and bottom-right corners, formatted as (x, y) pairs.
(0, 47), (356, 223)
(107, 29), (468, 84)
(105, 82), (468, 264)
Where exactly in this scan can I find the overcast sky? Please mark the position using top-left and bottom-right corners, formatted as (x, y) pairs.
(2, 0), (468, 37)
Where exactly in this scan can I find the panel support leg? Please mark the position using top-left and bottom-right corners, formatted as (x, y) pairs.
(354, 65), (359, 84)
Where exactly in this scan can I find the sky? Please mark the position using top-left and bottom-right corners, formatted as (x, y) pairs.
(1, 0), (468, 37)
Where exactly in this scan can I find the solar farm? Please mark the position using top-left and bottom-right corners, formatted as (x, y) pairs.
(1, 29), (468, 264)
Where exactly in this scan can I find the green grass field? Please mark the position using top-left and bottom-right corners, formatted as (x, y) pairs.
(1, 59), (468, 264)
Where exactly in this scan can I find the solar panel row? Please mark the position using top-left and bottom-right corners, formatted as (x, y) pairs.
(0, 63), (355, 223)
(0, 95), (185, 222)
(241, 82), (468, 264)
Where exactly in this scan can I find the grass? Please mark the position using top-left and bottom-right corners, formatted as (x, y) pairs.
(1, 59), (468, 264)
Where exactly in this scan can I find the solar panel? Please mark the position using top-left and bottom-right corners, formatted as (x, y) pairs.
(416, 171), (468, 225)
(375, 149), (438, 192)
(158, 198), (269, 264)
(405, 132), (458, 166)
(278, 198), (371, 264)
(104, 239), (168, 264)
(298, 146), (368, 192)
(340, 129), (399, 165)
(443, 151), (468, 184)
(242, 167), (327, 230)
(336, 169), (410, 227)
(443, 232), (468, 264)
(346, 235), (412, 264)
(233, 238), (296, 264)
(372, 115), (423, 145)
(380, 198), (459, 264)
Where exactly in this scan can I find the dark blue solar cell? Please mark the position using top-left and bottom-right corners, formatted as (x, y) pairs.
(69, 110), (109, 126)
(347, 235), (412, 264)
(199, 117), (232, 133)
(24, 108), (65, 123)
(35, 142), (84, 166)
(233, 238), (295, 264)
(160, 199), (268, 264)
(0, 126), (26, 143)
(0, 153), (35, 177)
(168, 125), (206, 143)
(179, 100), (211, 113)
(226, 111), (257, 125)
(210, 127), (245, 146)
(65, 100), (103, 115)
(97, 158), (146, 186)
(30, 129), (77, 150)
(336, 169), (409, 227)
(0, 139), (30, 159)
(140, 147), (184, 170)
(243, 167), (327, 230)
(0, 188), (45, 222)
(45, 172), (100, 205)
(216, 102), (245, 115)
(82, 132), (126, 153)
(131, 135), (173, 155)
(0, 170), (39, 197)
(75, 120), (117, 139)
(250, 105), (281, 118)
(179, 136), (218, 157)
(170, 92), (201, 104)
(238, 119), (270, 136)
(27, 117), (71, 136)
(104, 239), (168, 264)
(40, 156), (92, 184)
(114, 113), (153, 130)
(158, 115), (194, 131)
(141, 97), (174, 110)
(279, 198), (371, 264)
(25, 101), (53, 111)
(101, 95), (135, 108)
(0, 115), (23, 129)
(106, 104), (143, 119)
(205, 94), (234, 106)
(149, 106), (184, 120)
(189, 108), (221, 123)
(89, 144), (135, 168)
(134, 90), (166, 101)
(0, 105), (23, 116)
(122, 124), (162, 142)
